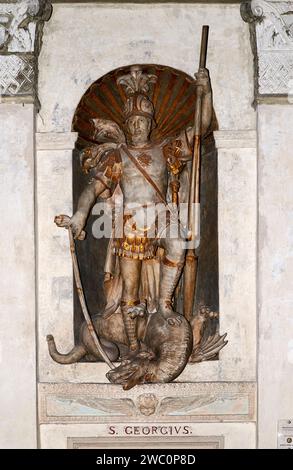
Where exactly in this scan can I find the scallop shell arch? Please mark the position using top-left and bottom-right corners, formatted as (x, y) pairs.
(72, 64), (197, 149)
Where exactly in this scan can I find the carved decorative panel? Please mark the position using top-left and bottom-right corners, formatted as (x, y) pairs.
(241, 0), (293, 96)
(0, 0), (52, 98)
(39, 382), (256, 424)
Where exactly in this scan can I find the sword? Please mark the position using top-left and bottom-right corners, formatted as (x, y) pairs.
(54, 214), (115, 370)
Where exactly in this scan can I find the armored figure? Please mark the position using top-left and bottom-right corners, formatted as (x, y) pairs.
(48, 62), (228, 389)
(70, 66), (211, 348)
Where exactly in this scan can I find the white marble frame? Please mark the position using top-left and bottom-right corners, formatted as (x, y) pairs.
(35, 1), (257, 387)
(66, 435), (225, 449)
(38, 382), (256, 424)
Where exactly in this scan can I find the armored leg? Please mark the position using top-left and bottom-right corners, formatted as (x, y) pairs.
(119, 257), (142, 351)
(158, 230), (186, 325)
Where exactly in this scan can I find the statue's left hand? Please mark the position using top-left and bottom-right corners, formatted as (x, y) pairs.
(194, 67), (211, 95)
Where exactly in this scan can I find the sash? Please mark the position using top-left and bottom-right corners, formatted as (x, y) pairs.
(121, 144), (167, 206)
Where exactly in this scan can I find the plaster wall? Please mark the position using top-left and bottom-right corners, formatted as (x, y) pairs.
(0, 104), (37, 448)
(257, 104), (293, 448)
(37, 3), (255, 133)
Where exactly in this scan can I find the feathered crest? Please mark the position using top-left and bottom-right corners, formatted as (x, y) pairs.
(117, 65), (157, 97)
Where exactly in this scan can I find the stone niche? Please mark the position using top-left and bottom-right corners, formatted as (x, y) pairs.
(71, 62), (220, 349)
(36, 2), (257, 448)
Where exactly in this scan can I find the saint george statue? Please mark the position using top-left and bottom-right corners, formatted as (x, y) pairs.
(48, 30), (227, 389)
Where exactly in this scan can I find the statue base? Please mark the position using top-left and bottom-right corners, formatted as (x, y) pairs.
(38, 381), (256, 449)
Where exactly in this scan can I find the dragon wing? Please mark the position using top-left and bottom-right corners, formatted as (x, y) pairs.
(65, 396), (136, 417)
(190, 332), (228, 363)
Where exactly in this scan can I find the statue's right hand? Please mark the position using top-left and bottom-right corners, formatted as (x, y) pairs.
(54, 213), (86, 240)
(68, 212), (86, 240)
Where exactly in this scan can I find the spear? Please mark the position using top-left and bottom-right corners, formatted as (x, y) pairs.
(184, 25), (209, 322)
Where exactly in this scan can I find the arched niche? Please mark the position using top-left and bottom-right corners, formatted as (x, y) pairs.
(71, 64), (219, 361)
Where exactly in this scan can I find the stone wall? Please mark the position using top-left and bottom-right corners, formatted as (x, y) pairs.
(2, 0), (292, 449)
(37, 3), (255, 133)
(0, 0), (52, 448)
(242, 0), (293, 448)
(258, 104), (293, 448)
(0, 104), (37, 449)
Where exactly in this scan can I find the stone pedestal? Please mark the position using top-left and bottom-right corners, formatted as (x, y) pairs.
(38, 382), (256, 449)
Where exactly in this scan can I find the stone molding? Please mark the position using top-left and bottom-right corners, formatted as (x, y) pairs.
(67, 435), (225, 450)
(0, 0), (52, 99)
(241, 1), (293, 98)
(36, 131), (256, 151)
(51, 1), (240, 3)
(214, 130), (257, 148)
(38, 382), (256, 424)
(36, 131), (78, 150)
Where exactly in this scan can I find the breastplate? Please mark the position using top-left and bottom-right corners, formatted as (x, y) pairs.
(119, 143), (168, 205)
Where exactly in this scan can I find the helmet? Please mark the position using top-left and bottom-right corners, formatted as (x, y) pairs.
(123, 92), (155, 121)
(117, 66), (157, 125)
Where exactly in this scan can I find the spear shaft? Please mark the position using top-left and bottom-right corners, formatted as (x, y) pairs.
(187, 24), (209, 239)
(184, 25), (209, 322)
